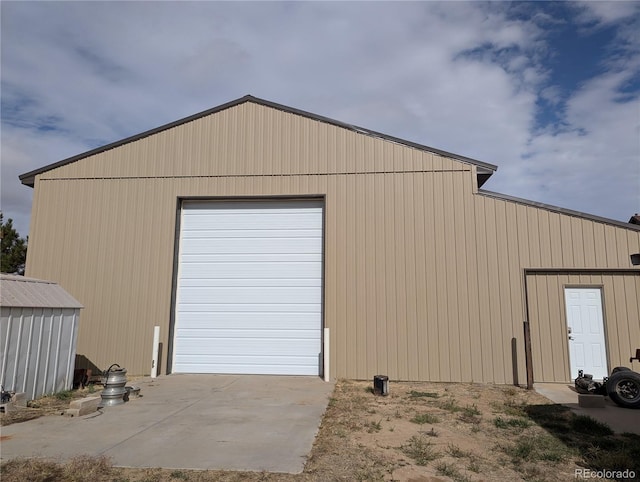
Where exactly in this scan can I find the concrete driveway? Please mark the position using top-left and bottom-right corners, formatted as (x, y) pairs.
(535, 383), (640, 435)
(0, 374), (334, 473)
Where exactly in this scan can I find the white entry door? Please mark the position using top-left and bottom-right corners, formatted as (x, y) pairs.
(564, 288), (608, 380)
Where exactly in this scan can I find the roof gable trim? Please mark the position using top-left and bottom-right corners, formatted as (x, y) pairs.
(19, 95), (497, 187)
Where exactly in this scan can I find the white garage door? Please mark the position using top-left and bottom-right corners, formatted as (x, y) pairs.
(173, 200), (323, 375)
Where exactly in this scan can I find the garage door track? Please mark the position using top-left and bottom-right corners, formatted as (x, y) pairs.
(0, 374), (334, 473)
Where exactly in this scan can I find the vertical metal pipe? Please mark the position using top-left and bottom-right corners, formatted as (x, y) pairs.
(151, 326), (160, 378)
(524, 321), (534, 390)
(323, 327), (330, 382)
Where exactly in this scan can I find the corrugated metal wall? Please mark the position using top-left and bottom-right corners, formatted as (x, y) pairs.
(1, 307), (80, 400)
(526, 271), (640, 382)
(25, 101), (640, 382)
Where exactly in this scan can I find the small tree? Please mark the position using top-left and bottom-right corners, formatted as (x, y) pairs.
(1, 213), (28, 275)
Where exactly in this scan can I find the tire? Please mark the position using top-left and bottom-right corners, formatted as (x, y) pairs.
(606, 371), (640, 409)
(611, 366), (631, 374)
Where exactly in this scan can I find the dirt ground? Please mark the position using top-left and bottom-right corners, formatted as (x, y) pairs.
(1, 387), (96, 426)
(2, 380), (639, 481)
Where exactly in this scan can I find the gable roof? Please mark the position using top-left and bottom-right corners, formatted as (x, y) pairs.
(19, 95), (497, 188)
(0, 274), (83, 309)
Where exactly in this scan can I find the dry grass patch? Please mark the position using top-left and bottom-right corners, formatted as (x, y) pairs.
(401, 435), (441, 465)
(1, 387), (97, 426)
(1, 455), (113, 482)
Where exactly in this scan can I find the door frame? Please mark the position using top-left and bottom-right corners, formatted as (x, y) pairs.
(522, 268), (637, 387)
(167, 194), (327, 376)
(562, 284), (609, 380)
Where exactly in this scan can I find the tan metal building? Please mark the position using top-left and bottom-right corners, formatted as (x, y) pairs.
(19, 96), (640, 384)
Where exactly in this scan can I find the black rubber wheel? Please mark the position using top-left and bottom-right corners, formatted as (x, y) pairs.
(606, 371), (640, 409)
(611, 366), (631, 374)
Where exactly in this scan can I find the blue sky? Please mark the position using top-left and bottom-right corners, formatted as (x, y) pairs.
(1, 1), (639, 236)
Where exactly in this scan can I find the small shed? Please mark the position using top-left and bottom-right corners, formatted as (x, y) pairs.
(0, 274), (82, 400)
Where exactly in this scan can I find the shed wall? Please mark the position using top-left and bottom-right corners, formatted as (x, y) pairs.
(1, 307), (80, 400)
(24, 102), (640, 383)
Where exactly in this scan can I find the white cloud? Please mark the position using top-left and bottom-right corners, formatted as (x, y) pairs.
(1, 1), (638, 237)
(575, 1), (640, 26)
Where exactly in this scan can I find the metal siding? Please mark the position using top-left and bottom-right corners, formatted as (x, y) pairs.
(384, 173), (398, 379)
(334, 176), (348, 375)
(394, 173), (408, 379)
(548, 212), (564, 266)
(538, 210), (552, 264)
(526, 272), (639, 382)
(25, 102), (640, 382)
(432, 169), (447, 380)
(505, 201), (524, 384)
(354, 175), (368, 377)
(345, 175), (357, 375)
(413, 174), (428, 380)
(1, 307), (79, 400)
(443, 171), (460, 381)
(606, 274), (622, 367)
(373, 174), (388, 374)
(474, 197), (493, 382)
(404, 174), (419, 381)
(486, 198), (505, 382)
(363, 175), (377, 375)
(463, 175), (483, 383)
(547, 276), (566, 381)
(39, 102), (472, 181)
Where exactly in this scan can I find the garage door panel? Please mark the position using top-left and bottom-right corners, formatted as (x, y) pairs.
(178, 303), (321, 313)
(175, 338), (319, 356)
(173, 200), (323, 375)
(176, 312), (320, 328)
(173, 359), (319, 376)
(182, 229), (322, 239)
(180, 253), (321, 263)
(176, 328), (319, 339)
(179, 278), (321, 288)
(175, 355), (318, 366)
(184, 219), (319, 233)
(179, 262), (322, 279)
(181, 238), (321, 255)
(178, 286), (320, 304)
(183, 212), (321, 229)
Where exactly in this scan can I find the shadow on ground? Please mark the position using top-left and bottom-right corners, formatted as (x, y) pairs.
(524, 404), (640, 477)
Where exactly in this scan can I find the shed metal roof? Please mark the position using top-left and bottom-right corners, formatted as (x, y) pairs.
(0, 274), (83, 309)
(19, 95), (498, 188)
